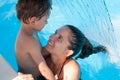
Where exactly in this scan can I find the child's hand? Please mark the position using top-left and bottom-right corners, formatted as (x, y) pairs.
(12, 72), (34, 80)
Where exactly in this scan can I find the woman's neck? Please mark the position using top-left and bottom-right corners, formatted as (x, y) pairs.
(42, 47), (67, 75)
(51, 55), (66, 70)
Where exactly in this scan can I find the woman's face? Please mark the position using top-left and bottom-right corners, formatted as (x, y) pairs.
(45, 26), (73, 57)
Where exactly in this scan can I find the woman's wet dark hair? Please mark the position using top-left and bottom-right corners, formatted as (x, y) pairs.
(66, 25), (107, 59)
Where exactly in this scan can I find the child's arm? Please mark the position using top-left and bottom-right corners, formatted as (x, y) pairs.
(29, 42), (55, 80)
(38, 55), (55, 80)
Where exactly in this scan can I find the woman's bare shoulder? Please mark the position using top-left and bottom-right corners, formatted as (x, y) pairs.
(64, 59), (80, 70)
(63, 59), (80, 79)
(64, 59), (80, 72)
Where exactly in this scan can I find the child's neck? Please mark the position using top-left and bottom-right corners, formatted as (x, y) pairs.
(21, 24), (35, 36)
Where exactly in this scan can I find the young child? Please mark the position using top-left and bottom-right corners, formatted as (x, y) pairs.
(15, 0), (55, 80)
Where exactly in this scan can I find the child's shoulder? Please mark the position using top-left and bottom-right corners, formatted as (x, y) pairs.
(26, 36), (42, 51)
(18, 34), (38, 49)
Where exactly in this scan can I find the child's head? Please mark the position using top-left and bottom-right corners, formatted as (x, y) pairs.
(16, 0), (52, 24)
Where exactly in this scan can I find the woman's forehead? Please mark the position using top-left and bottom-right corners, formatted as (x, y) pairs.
(58, 26), (70, 32)
(57, 26), (72, 42)
(57, 27), (69, 34)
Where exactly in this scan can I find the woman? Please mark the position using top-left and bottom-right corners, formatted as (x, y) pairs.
(14, 25), (106, 80)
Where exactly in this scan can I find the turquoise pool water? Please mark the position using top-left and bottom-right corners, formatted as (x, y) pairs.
(0, 0), (120, 80)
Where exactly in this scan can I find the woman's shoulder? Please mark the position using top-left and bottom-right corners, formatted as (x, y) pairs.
(64, 58), (80, 71)
(63, 58), (80, 79)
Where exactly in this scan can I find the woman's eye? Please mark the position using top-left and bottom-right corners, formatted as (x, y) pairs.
(57, 36), (62, 42)
(58, 36), (61, 39)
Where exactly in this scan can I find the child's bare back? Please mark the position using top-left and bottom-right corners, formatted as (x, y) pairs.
(15, 29), (41, 77)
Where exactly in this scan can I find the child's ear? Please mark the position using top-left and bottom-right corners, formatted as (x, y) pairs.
(28, 17), (37, 25)
(66, 50), (73, 57)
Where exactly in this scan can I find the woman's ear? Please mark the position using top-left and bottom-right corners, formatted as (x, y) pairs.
(66, 50), (73, 57)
